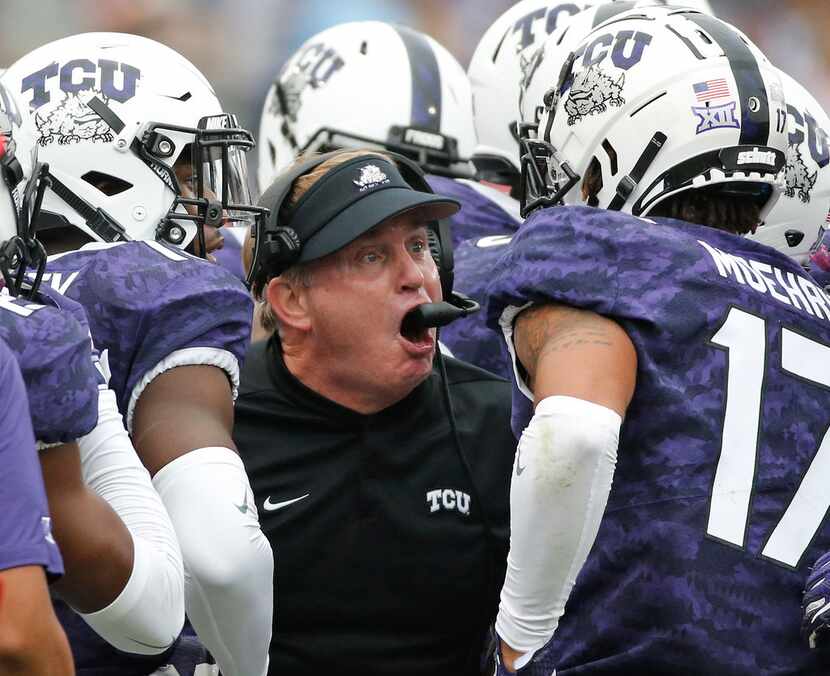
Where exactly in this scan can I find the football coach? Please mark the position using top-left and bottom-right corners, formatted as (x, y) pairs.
(234, 148), (516, 675)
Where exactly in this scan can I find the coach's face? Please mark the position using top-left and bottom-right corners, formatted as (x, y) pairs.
(303, 211), (442, 408)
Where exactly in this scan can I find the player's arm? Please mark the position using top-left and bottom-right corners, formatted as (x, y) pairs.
(42, 433), (184, 656)
(133, 364), (274, 676)
(0, 566), (74, 676)
(42, 441), (133, 609)
(0, 349), (73, 676)
(497, 303), (636, 673)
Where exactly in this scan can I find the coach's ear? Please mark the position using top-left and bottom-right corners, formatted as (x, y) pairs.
(265, 275), (311, 334)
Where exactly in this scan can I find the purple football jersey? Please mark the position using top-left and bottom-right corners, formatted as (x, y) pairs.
(42, 241), (253, 428)
(0, 290), (101, 445)
(426, 175), (520, 249)
(213, 226), (246, 282)
(0, 337), (63, 576)
(441, 234), (514, 379)
(487, 206), (830, 674)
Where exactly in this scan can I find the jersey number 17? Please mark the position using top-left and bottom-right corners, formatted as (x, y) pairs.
(707, 306), (830, 569)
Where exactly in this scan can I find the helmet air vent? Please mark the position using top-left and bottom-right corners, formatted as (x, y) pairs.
(82, 171), (133, 196)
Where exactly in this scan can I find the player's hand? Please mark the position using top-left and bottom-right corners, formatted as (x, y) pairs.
(493, 640), (517, 676)
(803, 550), (830, 649)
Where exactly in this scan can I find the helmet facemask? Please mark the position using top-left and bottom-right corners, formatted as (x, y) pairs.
(518, 54), (580, 217)
(134, 113), (267, 256)
(0, 127), (49, 298)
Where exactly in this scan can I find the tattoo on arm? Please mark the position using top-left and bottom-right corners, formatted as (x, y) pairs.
(515, 305), (615, 387)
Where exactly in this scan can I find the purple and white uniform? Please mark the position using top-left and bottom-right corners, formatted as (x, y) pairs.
(0, 290), (101, 446)
(41, 240), (253, 431)
(487, 206), (830, 674)
(0, 337), (63, 577)
(426, 175), (520, 249)
(426, 175), (519, 376)
(36, 241), (250, 675)
(214, 226), (247, 283)
(441, 234), (514, 379)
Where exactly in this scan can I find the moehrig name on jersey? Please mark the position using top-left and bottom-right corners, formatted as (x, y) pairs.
(699, 239), (830, 320)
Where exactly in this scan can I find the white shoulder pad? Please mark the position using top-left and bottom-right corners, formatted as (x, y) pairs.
(127, 347), (239, 433)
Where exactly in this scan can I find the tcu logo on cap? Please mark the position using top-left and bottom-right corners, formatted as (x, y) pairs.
(353, 164), (389, 191)
(21, 59), (141, 110)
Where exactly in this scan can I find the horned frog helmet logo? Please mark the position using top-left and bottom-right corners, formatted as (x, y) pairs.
(35, 89), (114, 146)
(275, 69), (310, 121)
(353, 164), (389, 191)
(782, 143), (818, 203)
(564, 65), (625, 127)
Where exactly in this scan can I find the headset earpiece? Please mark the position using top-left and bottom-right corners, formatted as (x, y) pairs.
(264, 226), (302, 268)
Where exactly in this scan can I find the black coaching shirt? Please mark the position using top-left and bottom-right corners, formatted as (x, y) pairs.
(234, 337), (515, 676)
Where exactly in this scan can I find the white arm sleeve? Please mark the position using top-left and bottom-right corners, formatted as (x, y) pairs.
(77, 388), (185, 655)
(152, 447), (274, 676)
(496, 395), (621, 667)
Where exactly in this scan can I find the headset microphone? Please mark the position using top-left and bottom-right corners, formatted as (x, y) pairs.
(401, 293), (480, 332)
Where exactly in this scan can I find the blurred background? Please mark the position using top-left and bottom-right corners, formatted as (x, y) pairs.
(1, 0), (826, 165)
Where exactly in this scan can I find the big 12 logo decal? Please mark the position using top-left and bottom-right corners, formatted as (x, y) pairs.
(20, 59), (140, 146)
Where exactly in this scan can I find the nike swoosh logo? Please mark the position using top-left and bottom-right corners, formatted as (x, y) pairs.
(125, 635), (177, 650)
(235, 487), (250, 514)
(263, 493), (310, 512)
(516, 446), (526, 476)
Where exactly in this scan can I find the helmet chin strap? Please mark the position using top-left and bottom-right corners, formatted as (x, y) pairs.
(606, 131), (668, 212)
(46, 172), (128, 243)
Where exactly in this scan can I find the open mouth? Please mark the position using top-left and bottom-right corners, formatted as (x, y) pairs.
(400, 306), (435, 352)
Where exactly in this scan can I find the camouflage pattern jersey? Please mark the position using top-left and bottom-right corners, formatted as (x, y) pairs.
(486, 205), (830, 674)
(425, 175), (520, 249)
(213, 225), (247, 283)
(36, 241), (248, 673)
(440, 234), (515, 380)
(39, 240), (253, 431)
(0, 286), (101, 446)
(426, 175), (519, 377)
(0, 336), (63, 577)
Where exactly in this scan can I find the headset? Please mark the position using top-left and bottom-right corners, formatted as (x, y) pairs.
(249, 148), (498, 669)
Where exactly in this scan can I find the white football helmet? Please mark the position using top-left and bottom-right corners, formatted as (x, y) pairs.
(519, 6), (786, 220)
(748, 69), (830, 264)
(257, 21), (476, 192)
(2, 32), (265, 251)
(467, 0), (598, 190)
(0, 83), (51, 296)
(468, 0), (714, 190)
